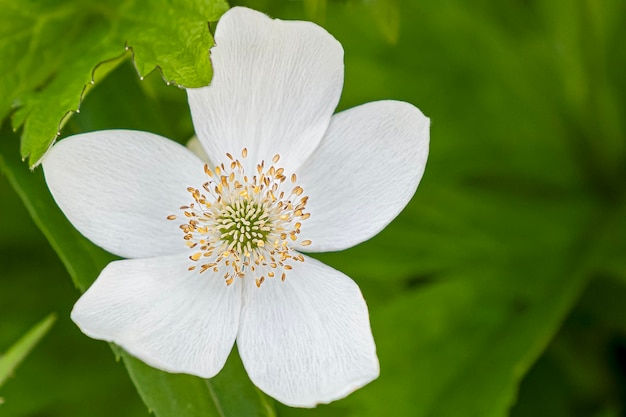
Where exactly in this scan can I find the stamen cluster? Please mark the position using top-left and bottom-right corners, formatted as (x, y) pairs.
(168, 149), (311, 287)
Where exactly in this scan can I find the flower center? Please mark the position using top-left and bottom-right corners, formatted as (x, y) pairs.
(168, 149), (311, 287)
(218, 199), (270, 251)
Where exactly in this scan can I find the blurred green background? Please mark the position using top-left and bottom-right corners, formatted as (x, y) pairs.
(1, 0), (625, 416)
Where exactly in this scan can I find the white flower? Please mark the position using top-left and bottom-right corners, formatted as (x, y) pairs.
(41, 6), (429, 408)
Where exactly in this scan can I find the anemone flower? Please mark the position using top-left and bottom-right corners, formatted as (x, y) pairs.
(42, 6), (429, 407)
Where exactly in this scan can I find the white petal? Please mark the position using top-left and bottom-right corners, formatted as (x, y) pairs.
(71, 255), (241, 378)
(187, 7), (344, 173)
(42, 130), (207, 258)
(237, 255), (379, 407)
(295, 101), (430, 252)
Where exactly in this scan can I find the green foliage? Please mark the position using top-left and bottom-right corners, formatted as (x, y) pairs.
(1, 0), (626, 416)
(121, 349), (276, 417)
(0, 314), (56, 389)
(0, 0), (228, 165)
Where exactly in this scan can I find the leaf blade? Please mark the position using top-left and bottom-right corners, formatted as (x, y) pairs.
(0, 314), (57, 389)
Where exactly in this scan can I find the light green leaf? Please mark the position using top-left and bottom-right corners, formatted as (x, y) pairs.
(0, 122), (275, 417)
(0, 314), (56, 389)
(0, 0), (229, 165)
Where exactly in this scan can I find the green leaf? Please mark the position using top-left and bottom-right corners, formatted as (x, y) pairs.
(0, 0), (229, 165)
(121, 347), (276, 417)
(0, 122), (275, 417)
(0, 314), (56, 389)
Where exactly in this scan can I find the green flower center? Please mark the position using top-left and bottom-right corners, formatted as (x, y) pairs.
(218, 200), (271, 252)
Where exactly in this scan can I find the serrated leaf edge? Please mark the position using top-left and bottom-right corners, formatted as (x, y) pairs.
(23, 18), (220, 168)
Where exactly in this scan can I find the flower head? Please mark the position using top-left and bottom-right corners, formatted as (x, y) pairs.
(42, 7), (429, 407)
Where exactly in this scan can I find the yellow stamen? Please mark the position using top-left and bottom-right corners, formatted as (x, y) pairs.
(176, 149), (312, 287)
